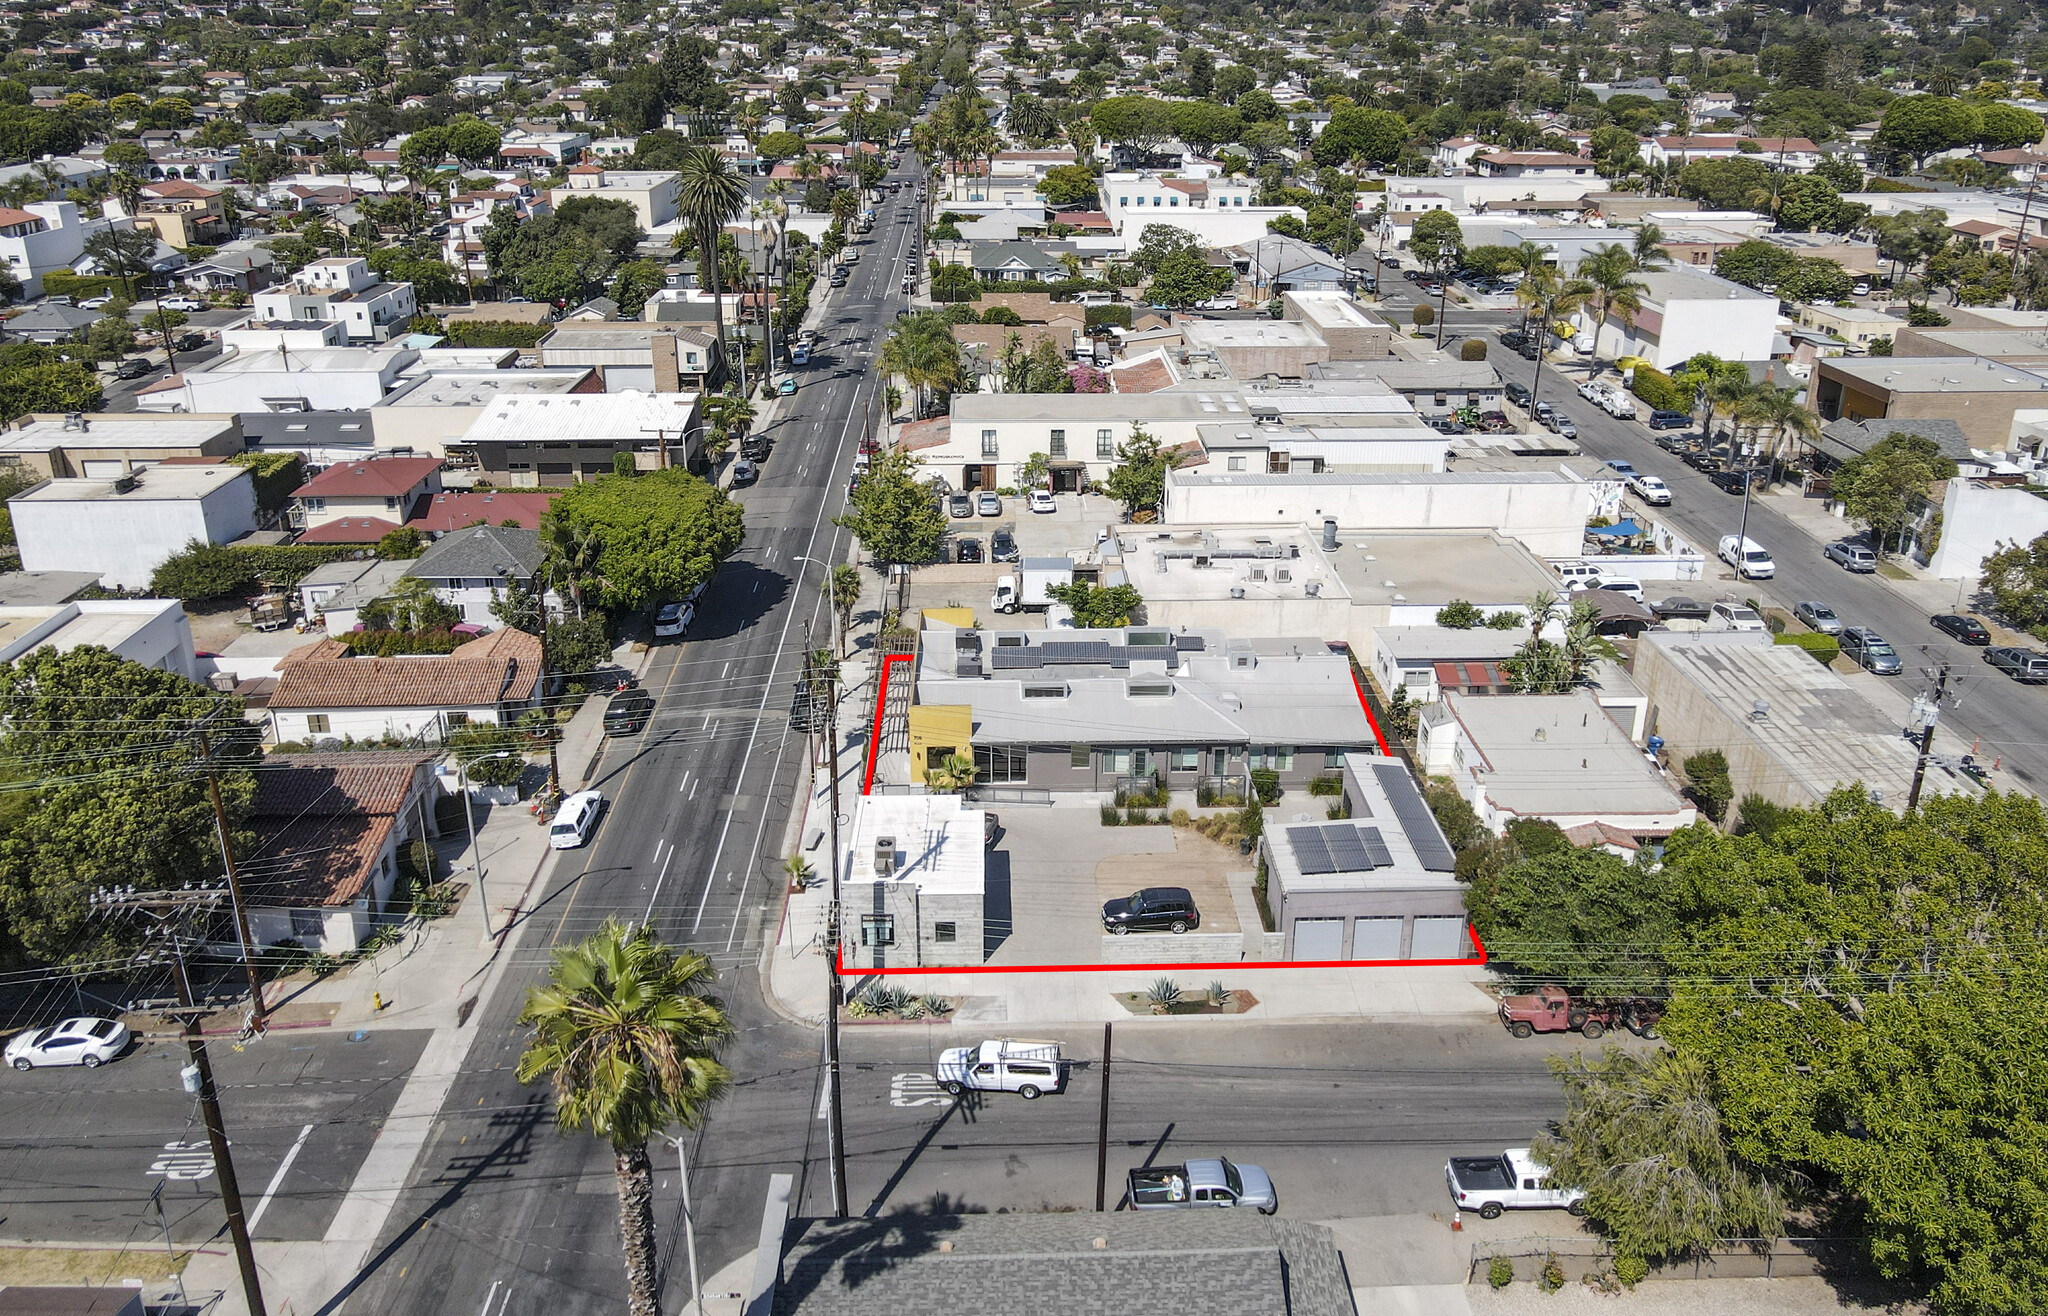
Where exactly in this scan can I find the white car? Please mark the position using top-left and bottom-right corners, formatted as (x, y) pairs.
(1718, 534), (1776, 579)
(1028, 488), (1056, 514)
(78, 294), (115, 310)
(1710, 601), (1768, 632)
(653, 600), (696, 638)
(157, 295), (207, 312)
(1195, 297), (1238, 310)
(7, 1017), (129, 1070)
(1627, 474), (1672, 505)
(548, 790), (604, 850)
(1594, 576), (1645, 603)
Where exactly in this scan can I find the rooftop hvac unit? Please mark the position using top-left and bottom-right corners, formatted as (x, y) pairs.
(1305, 581), (1322, 597)
(1229, 586), (1245, 599)
(873, 837), (896, 877)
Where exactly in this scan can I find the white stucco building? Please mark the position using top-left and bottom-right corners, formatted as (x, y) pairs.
(10, 465), (259, 590)
(840, 794), (987, 971)
(0, 201), (123, 297)
(0, 598), (199, 681)
(1578, 265), (1778, 369)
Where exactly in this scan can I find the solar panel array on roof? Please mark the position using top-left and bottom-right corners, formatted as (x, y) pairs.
(1356, 826), (1394, 869)
(1287, 825), (1336, 874)
(1323, 824), (1371, 872)
(1174, 634), (1207, 652)
(1373, 762), (1457, 872)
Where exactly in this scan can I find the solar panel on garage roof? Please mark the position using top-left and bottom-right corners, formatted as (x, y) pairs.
(1287, 824), (1336, 874)
(1356, 826), (1395, 869)
(1323, 824), (1371, 872)
(1372, 761), (1457, 872)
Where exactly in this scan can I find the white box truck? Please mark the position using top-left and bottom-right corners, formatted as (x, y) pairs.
(990, 557), (1073, 614)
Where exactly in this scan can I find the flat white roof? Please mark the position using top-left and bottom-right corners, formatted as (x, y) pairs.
(1441, 690), (1688, 818)
(12, 464), (247, 503)
(846, 794), (986, 896)
(0, 415), (237, 452)
(458, 389), (702, 443)
(378, 370), (595, 408)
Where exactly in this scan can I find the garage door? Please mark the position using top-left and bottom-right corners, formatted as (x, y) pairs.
(1410, 917), (1469, 959)
(1291, 917), (1345, 961)
(1351, 916), (1403, 961)
(81, 461), (125, 479)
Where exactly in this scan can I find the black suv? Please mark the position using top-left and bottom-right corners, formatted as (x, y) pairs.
(1102, 886), (1200, 934)
(1648, 410), (1690, 429)
(1504, 381), (1532, 408)
(603, 688), (654, 735)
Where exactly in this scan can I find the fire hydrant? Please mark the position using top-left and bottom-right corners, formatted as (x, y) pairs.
(372, 991), (387, 1012)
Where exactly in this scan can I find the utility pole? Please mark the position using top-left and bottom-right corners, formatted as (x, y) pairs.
(1907, 661), (1952, 811)
(193, 723), (266, 1028)
(806, 621), (849, 1216)
(2009, 170), (2041, 309)
(1094, 1022), (1113, 1211)
(93, 885), (267, 1316)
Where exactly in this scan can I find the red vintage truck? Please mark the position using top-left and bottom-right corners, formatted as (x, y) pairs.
(1498, 986), (1662, 1040)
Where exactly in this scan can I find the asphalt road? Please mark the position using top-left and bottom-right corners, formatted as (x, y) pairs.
(329, 170), (924, 1316)
(1497, 340), (2048, 794)
(0, 1028), (428, 1245)
(831, 1021), (1599, 1222)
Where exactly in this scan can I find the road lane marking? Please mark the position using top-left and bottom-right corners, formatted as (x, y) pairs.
(678, 771), (690, 795)
(721, 661), (731, 679)
(638, 844), (677, 927)
(891, 1074), (948, 1107)
(651, 838), (666, 866)
(246, 1122), (314, 1233)
(689, 778), (699, 801)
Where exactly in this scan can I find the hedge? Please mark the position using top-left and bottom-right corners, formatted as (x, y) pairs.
(1774, 631), (1840, 665)
(149, 540), (362, 601)
(228, 452), (305, 513)
(440, 319), (548, 349)
(1084, 304), (1134, 330)
(1630, 364), (1689, 412)
(40, 272), (124, 301)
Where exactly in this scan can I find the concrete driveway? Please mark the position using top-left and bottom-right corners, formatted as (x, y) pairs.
(986, 803), (1177, 965)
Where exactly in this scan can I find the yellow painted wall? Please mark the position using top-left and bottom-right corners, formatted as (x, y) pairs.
(923, 606), (975, 628)
(907, 704), (973, 783)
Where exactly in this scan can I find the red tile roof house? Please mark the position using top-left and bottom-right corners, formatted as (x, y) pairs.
(267, 628), (545, 746)
(290, 456), (444, 542)
(239, 751), (441, 954)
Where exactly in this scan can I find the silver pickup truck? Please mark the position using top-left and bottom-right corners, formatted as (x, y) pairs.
(1128, 1158), (1278, 1214)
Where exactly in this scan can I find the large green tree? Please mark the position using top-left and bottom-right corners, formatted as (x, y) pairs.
(1830, 432), (1958, 555)
(542, 468), (744, 614)
(1103, 424), (1182, 517)
(1875, 96), (1982, 170)
(0, 648), (250, 963)
(518, 920), (732, 1316)
(1313, 105), (1408, 167)
(834, 447), (946, 571)
(1465, 847), (1672, 996)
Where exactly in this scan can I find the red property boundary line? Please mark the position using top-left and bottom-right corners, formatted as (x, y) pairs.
(849, 643), (1483, 975)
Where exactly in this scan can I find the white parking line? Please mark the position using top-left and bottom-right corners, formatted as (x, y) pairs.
(246, 1122), (314, 1234)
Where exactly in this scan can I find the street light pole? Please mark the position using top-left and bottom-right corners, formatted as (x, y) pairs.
(660, 1132), (706, 1316)
(456, 749), (515, 936)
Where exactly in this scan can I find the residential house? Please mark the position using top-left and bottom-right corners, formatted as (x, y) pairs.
(1371, 625), (1530, 704)
(0, 201), (123, 298)
(268, 626), (545, 744)
(1417, 690), (1696, 842)
(147, 344), (421, 414)
(405, 524), (550, 625)
(289, 455), (443, 543)
(1471, 151), (1597, 180)
(1239, 234), (1353, 297)
(905, 622), (1380, 795)
(251, 256), (417, 344)
(10, 464), (259, 590)
(1099, 171), (1303, 253)
(240, 751), (441, 954)
(5, 301), (103, 344)
(130, 179), (229, 249)
(1259, 754), (1468, 961)
(930, 392), (1256, 493)
(298, 558), (414, 633)
(547, 166), (681, 230)
(182, 248), (276, 294)
(367, 367), (604, 456)
(967, 241), (1068, 282)
(838, 793), (986, 971)
(537, 322), (722, 392)
(454, 391), (705, 484)
(405, 489), (557, 537)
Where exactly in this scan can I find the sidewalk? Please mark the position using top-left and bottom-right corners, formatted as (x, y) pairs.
(177, 682), (633, 1316)
(1750, 483), (1976, 618)
(759, 643), (1499, 1031)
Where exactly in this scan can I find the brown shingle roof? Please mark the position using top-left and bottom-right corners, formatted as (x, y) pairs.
(298, 516), (401, 544)
(271, 628), (542, 710)
(292, 456), (443, 499)
(243, 751), (434, 908)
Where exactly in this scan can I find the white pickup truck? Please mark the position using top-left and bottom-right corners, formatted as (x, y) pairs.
(935, 1038), (1063, 1098)
(1444, 1148), (1587, 1219)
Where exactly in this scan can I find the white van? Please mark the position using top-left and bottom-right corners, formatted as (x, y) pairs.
(1552, 561), (1604, 589)
(548, 790), (604, 850)
(1075, 290), (1113, 306)
(1718, 534), (1776, 579)
(936, 1038), (1064, 1098)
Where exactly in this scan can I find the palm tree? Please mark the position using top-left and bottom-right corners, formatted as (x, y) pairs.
(1706, 375), (1766, 451)
(83, 226), (157, 301)
(1574, 244), (1648, 372)
(1630, 224), (1671, 271)
(879, 315), (962, 419)
(542, 519), (604, 617)
(675, 145), (749, 394)
(1514, 264), (1593, 405)
(1749, 384), (1822, 473)
(925, 751), (978, 793)
(517, 920), (733, 1316)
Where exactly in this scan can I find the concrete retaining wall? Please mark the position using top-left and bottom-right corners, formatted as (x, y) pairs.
(1099, 932), (1255, 964)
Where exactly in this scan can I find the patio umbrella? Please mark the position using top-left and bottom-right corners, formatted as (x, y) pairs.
(1587, 518), (1644, 539)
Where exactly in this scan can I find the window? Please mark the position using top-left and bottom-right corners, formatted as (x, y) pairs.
(1434, 392), (1448, 407)
(1071, 744), (1091, 768)
(1118, 196), (1128, 207)
(974, 743), (1028, 783)
(1104, 748), (1131, 774)
(1324, 748), (1344, 769)
(860, 914), (895, 947)
(302, 496), (326, 512)
(445, 712), (469, 729)
(934, 921), (956, 943)
(1049, 428), (1066, 457)
(1228, 456), (1246, 471)
(1097, 428), (1114, 458)
(1129, 682), (1172, 697)
(1169, 196), (1179, 206)
(290, 908), (323, 939)
(1267, 452), (1290, 473)
(1251, 746), (1296, 771)
(981, 428), (999, 457)
(1023, 684), (1068, 699)
(1171, 748), (1200, 772)
(305, 714), (331, 734)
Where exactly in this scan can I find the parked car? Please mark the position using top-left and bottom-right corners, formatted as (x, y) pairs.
(1476, 410), (1514, 433)
(1627, 474), (1672, 505)
(990, 528), (1019, 562)
(1445, 1149), (1586, 1220)
(158, 294), (207, 312)
(1718, 535), (1775, 579)
(1647, 410), (1691, 430)
(1853, 281), (1872, 297)
(976, 491), (1002, 517)
(1987, 646), (2048, 683)
(1101, 886), (1199, 934)
(1499, 986), (1622, 1039)
(77, 294), (114, 310)
(1504, 382), (1532, 408)
(1651, 596), (1710, 621)
(652, 599), (696, 638)
(1532, 400), (1553, 421)
(1824, 540), (1878, 573)
(778, 377), (798, 395)
(1683, 448), (1724, 473)
(1551, 415), (1578, 439)
(1709, 468), (1757, 495)
(1606, 459), (1637, 478)
(1594, 576), (1645, 603)
(955, 536), (984, 563)
(1710, 600), (1768, 632)
(730, 458), (758, 486)
(603, 688), (655, 735)
(547, 790), (604, 849)
(1932, 613), (1992, 645)
(936, 1038), (1063, 1098)
(1427, 415), (1468, 435)
(949, 493), (974, 519)
(1840, 627), (1902, 675)
(112, 357), (153, 379)
(1653, 429), (1698, 452)
(740, 433), (772, 461)
(172, 331), (206, 352)
(1552, 560), (1605, 590)
(1793, 600), (1844, 635)
(5, 1017), (129, 1070)
(1028, 488), (1056, 513)
(1129, 1158), (1277, 1213)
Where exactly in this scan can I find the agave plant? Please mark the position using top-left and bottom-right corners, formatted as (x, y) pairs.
(1146, 977), (1183, 1013)
(1208, 980), (1229, 1008)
